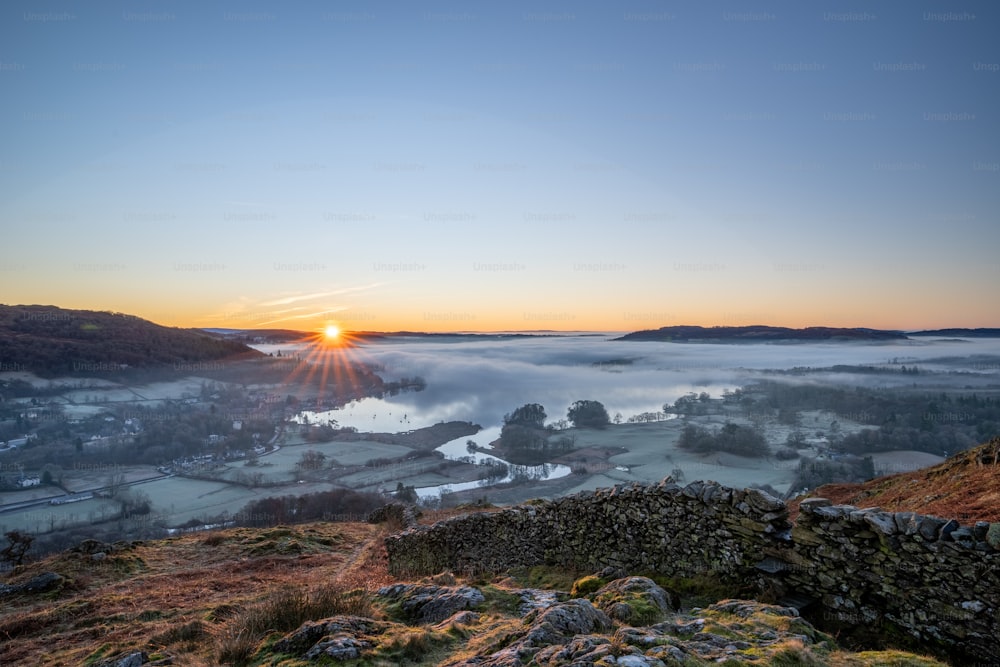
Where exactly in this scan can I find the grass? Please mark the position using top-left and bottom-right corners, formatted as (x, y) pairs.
(506, 563), (586, 591)
(570, 574), (607, 596)
(0, 518), (961, 667)
(652, 571), (746, 609)
(372, 626), (451, 664)
(0, 521), (378, 666)
(214, 584), (374, 665)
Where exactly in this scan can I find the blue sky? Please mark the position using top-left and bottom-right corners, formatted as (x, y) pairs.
(1, 1), (998, 331)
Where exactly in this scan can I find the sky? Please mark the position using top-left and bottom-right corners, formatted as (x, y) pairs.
(1, 1), (998, 333)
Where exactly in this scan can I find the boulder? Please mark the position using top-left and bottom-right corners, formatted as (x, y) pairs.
(0, 571), (64, 597)
(986, 523), (1000, 550)
(524, 599), (614, 646)
(377, 583), (485, 623)
(272, 616), (386, 656)
(592, 577), (679, 624)
(304, 635), (371, 661)
(93, 652), (147, 667)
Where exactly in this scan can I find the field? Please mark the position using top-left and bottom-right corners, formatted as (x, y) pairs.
(0, 497), (118, 534)
(442, 407), (941, 507)
(60, 464), (164, 493)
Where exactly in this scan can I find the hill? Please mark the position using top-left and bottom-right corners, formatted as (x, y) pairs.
(788, 436), (1000, 522)
(0, 517), (949, 666)
(0, 305), (261, 377)
(908, 327), (1000, 338)
(615, 325), (908, 343)
(202, 328), (311, 344)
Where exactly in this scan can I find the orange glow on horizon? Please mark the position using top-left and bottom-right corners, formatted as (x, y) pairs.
(26, 295), (993, 334)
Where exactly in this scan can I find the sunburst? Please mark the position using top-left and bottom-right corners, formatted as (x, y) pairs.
(278, 323), (374, 410)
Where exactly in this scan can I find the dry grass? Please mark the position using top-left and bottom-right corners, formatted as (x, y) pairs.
(788, 438), (1000, 523)
(214, 584), (374, 665)
(0, 521), (381, 666)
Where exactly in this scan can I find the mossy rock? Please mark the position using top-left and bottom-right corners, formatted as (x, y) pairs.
(571, 575), (607, 597)
(590, 577), (679, 625)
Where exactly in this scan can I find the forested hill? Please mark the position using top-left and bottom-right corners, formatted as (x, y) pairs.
(908, 328), (1000, 338)
(0, 304), (261, 377)
(615, 325), (908, 343)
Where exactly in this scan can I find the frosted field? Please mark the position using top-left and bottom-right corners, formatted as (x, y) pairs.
(0, 498), (118, 534)
(60, 465), (164, 493)
(137, 476), (266, 524)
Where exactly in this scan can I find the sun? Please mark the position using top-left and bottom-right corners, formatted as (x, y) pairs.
(324, 324), (341, 341)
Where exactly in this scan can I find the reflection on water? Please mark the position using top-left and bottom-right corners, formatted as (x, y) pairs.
(293, 404), (572, 498)
(294, 397), (421, 432)
(415, 426), (573, 499)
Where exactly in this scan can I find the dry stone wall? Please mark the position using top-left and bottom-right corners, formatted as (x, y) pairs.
(385, 479), (1000, 662)
(386, 480), (790, 580)
(780, 497), (1000, 661)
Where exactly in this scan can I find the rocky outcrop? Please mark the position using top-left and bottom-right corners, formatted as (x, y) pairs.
(385, 479), (1000, 662)
(377, 583), (486, 623)
(0, 571), (64, 597)
(446, 596), (836, 666)
(262, 580), (944, 666)
(591, 577), (679, 624)
(271, 615), (392, 661)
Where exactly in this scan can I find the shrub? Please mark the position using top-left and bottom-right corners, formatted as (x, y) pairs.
(215, 584), (372, 664)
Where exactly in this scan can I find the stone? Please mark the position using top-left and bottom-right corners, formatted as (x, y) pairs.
(938, 519), (960, 541)
(305, 635), (370, 661)
(615, 655), (666, 667)
(592, 577), (680, 624)
(811, 505), (853, 521)
(115, 653), (146, 667)
(24, 571), (65, 593)
(863, 511), (897, 536)
(521, 599), (613, 649)
(744, 488), (786, 514)
(894, 512), (920, 535)
(798, 498), (832, 513)
(93, 652), (148, 667)
(682, 480), (705, 499)
(973, 521), (990, 542)
(709, 600), (799, 618)
(949, 527), (976, 546)
(272, 616), (385, 656)
(986, 523), (1000, 551)
(917, 516), (948, 541)
(377, 583), (486, 623)
(961, 600), (987, 614)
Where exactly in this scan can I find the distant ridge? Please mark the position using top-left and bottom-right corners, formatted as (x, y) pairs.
(201, 328), (309, 344)
(908, 327), (1000, 338)
(203, 329), (574, 343)
(0, 304), (261, 377)
(614, 325), (908, 343)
